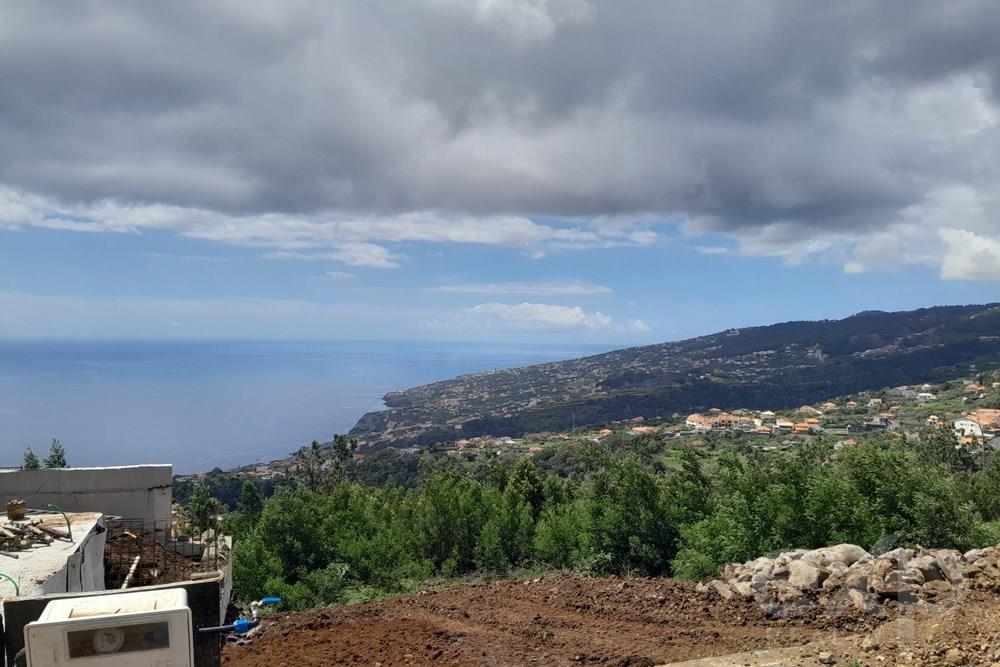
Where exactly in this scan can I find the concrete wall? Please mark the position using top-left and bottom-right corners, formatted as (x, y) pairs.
(0, 465), (172, 525)
(36, 519), (107, 597)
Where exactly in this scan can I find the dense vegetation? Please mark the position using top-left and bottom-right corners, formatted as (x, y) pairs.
(221, 429), (1000, 611)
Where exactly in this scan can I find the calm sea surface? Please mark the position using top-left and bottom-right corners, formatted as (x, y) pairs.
(0, 340), (608, 473)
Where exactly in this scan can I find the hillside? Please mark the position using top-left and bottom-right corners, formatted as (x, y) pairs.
(349, 304), (1000, 450)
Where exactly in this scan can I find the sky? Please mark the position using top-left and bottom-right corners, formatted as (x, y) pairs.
(0, 1), (999, 345)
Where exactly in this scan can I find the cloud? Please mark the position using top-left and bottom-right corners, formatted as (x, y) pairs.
(322, 271), (355, 282)
(430, 280), (611, 295)
(0, 186), (654, 264)
(264, 245), (402, 268)
(420, 301), (653, 336)
(1, 3), (999, 278)
(939, 228), (1000, 281)
(628, 318), (651, 333)
(437, 0), (596, 47)
(470, 302), (612, 330)
(692, 245), (730, 256)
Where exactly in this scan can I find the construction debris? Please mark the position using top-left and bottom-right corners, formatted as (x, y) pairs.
(0, 514), (69, 555)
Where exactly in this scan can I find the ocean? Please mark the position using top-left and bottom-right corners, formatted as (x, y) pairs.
(0, 340), (608, 473)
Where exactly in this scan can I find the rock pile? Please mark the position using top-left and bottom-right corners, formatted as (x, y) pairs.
(696, 543), (1000, 620)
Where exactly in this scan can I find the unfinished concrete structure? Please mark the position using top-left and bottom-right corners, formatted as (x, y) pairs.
(0, 466), (232, 666)
(0, 465), (172, 525)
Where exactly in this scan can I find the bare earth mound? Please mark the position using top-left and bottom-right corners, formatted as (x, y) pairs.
(223, 575), (875, 667)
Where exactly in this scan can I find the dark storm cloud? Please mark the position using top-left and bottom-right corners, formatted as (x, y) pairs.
(0, 0), (997, 250)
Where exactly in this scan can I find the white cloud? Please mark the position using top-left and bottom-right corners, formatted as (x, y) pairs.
(470, 302), (612, 330)
(692, 245), (729, 255)
(0, 187), (658, 267)
(628, 318), (651, 333)
(939, 228), (1000, 281)
(264, 245), (402, 268)
(430, 280), (611, 295)
(433, 0), (596, 47)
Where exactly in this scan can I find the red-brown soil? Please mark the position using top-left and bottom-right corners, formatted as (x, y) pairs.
(223, 574), (878, 667)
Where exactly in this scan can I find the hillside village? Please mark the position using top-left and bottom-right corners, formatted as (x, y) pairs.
(347, 305), (1000, 450)
(177, 373), (1000, 492)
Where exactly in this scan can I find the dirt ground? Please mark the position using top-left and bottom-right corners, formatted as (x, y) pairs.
(223, 574), (884, 667)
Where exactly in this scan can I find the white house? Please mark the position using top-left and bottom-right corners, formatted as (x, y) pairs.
(954, 418), (984, 439)
(916, 392), (937, 403)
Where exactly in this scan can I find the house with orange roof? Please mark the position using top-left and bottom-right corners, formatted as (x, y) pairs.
(686, 413), (709, 429)
(968, 409), (1000, 427)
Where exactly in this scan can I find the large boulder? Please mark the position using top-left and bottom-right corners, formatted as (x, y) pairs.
(930, 549), (964, 584)
(908, 554), (944, 582)
(787, 559), (828, 589)
(879, 547), (915, 562)
(801, 544), (870, 568)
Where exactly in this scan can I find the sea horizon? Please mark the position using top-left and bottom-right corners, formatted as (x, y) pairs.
(0, 338), (611, 474)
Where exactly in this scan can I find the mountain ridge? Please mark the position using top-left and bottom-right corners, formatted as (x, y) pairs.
(349, 303), (1000, 450)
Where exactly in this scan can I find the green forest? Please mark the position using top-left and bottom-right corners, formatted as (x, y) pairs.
(218, 430), (1000, 611)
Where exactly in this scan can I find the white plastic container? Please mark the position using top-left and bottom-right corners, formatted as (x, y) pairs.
(23, 588), (193, 667)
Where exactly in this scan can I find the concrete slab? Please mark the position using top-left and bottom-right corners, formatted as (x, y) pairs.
(0, 512), (105, 603)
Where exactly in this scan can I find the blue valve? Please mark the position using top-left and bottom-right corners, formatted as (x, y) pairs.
(233, 618), (251, 634)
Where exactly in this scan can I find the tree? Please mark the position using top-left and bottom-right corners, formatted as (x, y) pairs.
(181, 481), (223, 535)
(23, 446), (40, 470)
(44, 438), (67, 468)
(293, 437), (357, 492)
(237, 480), (264, 521)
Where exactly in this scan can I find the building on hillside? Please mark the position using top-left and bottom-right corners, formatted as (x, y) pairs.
(968, 409), (1000, 429)
(845, 400), (859, 408)
(916, 392), (937, 403)
(954, 418), (984, 439)
(926, 415), (941, 426)
(686, 413), (709, 430)
(775, 418), (794, 432)
(759, 410), (776, 420)
(867, 398), (883, 408)
(821, 402), (838, 412)
(797, 405), (821, 415)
